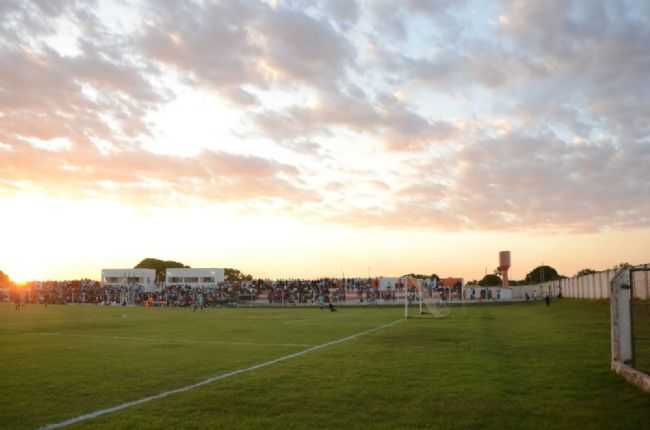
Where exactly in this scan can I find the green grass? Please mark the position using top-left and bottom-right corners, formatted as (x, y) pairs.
(633, 301), (650, 374)
(1, 301), (648, 430)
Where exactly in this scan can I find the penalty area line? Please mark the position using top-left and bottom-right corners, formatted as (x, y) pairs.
(38, 319), (403, 430)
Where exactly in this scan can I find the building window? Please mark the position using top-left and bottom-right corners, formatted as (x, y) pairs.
(184, 277), (199, 283)
(201, 277), (215, 283)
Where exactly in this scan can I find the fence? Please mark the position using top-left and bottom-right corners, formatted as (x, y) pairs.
(610, 266), (650, 392)
(511, 264), (650, 300)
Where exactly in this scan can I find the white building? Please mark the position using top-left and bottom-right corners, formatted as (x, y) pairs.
(101, 269), (157, 292)
(165, 268), (225, 289)
(378, 277), (401, 290)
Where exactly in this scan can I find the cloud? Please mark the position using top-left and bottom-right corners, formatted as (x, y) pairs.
(449, 131), (650, 231)
(0, 1), (319, 208)
(137, 1), (263, 105)
(252, 88), (458, 151)
(1, 0), (649, 235)
(0, 142), (312, 205)
(0, 0), (79, 44)
(0, 1), (165, 154)
(138, 0), (356, 105)
(320, 0), (360, 30)
(324, 130), (650, 232)
(496, 0), (650, 138)
(257, 5), (356, 86)
(386, 0), (650, 140)
(368, 0), (467, 41)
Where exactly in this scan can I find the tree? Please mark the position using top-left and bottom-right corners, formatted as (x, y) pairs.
(508, 279), (527, 286)
(479, 274), (502, 286)
(134, 258), (189, 284)
(525, 265), (560, 284)
(224, 268), (253, 282)
(0, 270), (12, 288)
(576, 268), (596, 277)
(402, 273), (439, 281)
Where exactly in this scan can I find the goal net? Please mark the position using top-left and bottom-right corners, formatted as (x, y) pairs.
(404, 278), (450, 319)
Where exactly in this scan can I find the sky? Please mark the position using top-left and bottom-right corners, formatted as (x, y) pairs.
(1, 0), (649, 282)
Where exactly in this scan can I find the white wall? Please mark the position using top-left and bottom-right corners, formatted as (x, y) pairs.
(378, 277), (400, 290)
(165, 268), (225, 288)
(101, 269), (157, 292)
(462, 286), (512, 301)
(511, 264), (650, 300)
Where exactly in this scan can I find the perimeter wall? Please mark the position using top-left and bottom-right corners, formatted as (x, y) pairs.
(511, 264), (650, 300)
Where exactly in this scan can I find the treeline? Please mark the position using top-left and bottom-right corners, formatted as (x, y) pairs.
(401, 273), (440, 281)
(469, 262), (633, 287)
(135, 258), (188, 283)
(469, 265), (564, 287)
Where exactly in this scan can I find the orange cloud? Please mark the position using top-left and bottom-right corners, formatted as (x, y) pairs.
(0, 143), (313, 205)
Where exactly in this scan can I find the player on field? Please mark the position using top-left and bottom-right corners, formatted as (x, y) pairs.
(193, 290), (204, 311)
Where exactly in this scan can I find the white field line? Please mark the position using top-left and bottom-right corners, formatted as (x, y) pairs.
(282, 319), (356, 325)
(282, 315), (368, 325)
(282, 318), (335, 325)
(35, 332), (313, 348)
(38, 319), (402, 430)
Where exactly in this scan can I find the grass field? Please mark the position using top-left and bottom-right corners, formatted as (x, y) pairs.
(633, 301), (650, 375)
(1, 300), (648, 430)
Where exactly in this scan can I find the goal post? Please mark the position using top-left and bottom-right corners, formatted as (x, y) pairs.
(404, 277), (450, 320)
(610, 266), (650, 392)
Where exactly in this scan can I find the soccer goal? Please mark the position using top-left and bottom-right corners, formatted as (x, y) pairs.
(610, 265), (650, 392)
(404, 281), (451, 320)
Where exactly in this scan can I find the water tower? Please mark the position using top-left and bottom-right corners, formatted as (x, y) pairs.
(498, 251), (511, 288)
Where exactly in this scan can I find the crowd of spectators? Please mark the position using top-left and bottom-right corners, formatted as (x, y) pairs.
(4, 277), (456, 307)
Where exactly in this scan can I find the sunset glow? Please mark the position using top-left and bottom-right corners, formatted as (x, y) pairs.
(1, 1), (649, 282)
